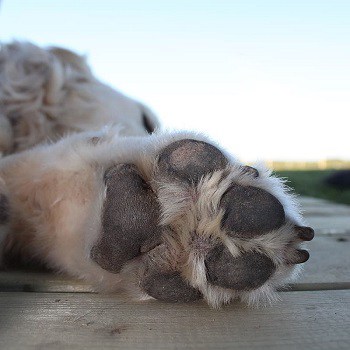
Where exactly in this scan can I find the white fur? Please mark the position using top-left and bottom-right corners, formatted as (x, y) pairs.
(0, 41), (311, 308)
(0, 41), (159, 154)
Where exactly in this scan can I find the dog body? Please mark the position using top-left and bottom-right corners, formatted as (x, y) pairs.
(0, 42), (314, 307)
(0, 42), (159, 155)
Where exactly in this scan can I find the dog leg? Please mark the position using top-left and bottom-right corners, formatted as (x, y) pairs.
(0, 131), (314, 307)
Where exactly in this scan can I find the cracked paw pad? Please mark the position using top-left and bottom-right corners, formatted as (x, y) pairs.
(91, 164), (161, 273)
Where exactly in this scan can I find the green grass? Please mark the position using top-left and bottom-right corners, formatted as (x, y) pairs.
(274, 170), (350, 205)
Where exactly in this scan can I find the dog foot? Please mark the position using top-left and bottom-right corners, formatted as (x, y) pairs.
(91, 138), (314, 306)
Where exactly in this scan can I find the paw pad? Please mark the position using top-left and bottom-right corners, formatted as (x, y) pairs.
(158, 139), (228, 183)
(221, 185), (285, 238)
(91, 164), (161, 273)
(205, 245), (275, 290)
(141, 269), (202, 302)
(90, 138), (314, 305)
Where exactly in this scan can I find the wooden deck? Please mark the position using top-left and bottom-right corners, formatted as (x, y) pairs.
(1, 197), (349, 349)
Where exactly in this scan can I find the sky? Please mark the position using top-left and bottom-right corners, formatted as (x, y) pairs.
(0, 0), (349, 162)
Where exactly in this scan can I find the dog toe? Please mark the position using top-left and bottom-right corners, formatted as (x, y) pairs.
(157, 139), (228, 184)
(205, 245), (275, 290)
(220, 185), (286, 238)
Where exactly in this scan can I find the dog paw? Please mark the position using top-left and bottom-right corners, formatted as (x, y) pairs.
(91, 138), (314, 306)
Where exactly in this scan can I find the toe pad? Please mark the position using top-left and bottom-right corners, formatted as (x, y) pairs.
(141, 268), (202, 302)
(158, 139), (228, 183)
(221, 185), (285, 238)
(205, 245), (275, 290)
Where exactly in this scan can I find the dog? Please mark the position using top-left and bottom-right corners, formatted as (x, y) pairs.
(0, 41), (314, 308)
(0, 41), (159, 155)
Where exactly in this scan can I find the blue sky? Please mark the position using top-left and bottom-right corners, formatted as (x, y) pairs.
(1, 0), (349, 161)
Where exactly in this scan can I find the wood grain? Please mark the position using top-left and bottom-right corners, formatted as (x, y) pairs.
(0, 290), (349, 349)
(0, 196), (348, 349)
(0, 270), (93, 293)
(299, 233), (350, 284)
(300, 197), (350, 234)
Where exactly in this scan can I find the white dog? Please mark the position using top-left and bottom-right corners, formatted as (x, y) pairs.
(0, 41), (159, 155)
(0, 42), (314, 308)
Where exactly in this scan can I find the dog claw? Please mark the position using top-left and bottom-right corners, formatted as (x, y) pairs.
(288, 249), (310, 264)
(296, 226), (315, 241)
(241, 165), (259, 178)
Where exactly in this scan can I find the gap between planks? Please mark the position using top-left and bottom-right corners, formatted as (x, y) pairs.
(1, 281), (350, 294)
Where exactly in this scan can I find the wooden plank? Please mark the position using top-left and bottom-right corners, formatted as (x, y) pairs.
(305, 217), (350, 235)
(299, 196), (350, 234)
(302, 205), (350, 217)
(0, 270), (93, 293)
(299, 196), (350, 213)
(298, 233), (350, 285)
(0, 290), (349, 349)
(0, 233), (349, 293)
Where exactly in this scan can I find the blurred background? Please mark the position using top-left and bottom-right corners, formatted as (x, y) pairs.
(1, 0), (350, 203)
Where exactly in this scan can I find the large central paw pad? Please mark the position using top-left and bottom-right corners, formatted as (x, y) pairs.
(91, 164), (161, 273)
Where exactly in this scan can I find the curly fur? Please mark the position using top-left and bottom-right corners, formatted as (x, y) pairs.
(0, 41), (159, 155)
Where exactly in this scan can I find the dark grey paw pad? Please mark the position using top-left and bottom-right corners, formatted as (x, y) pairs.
(158, 139), (228, 183)
(91, 164), (161, 273)
(0, 194), (9, 224)
(221, 185), (285, 238)
(205, 245), (275, 290)
(141, 269), (202, 302)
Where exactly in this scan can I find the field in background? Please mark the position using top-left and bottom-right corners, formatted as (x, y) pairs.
(275, 170), (350, 205)
(267, 159), (350, 171)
